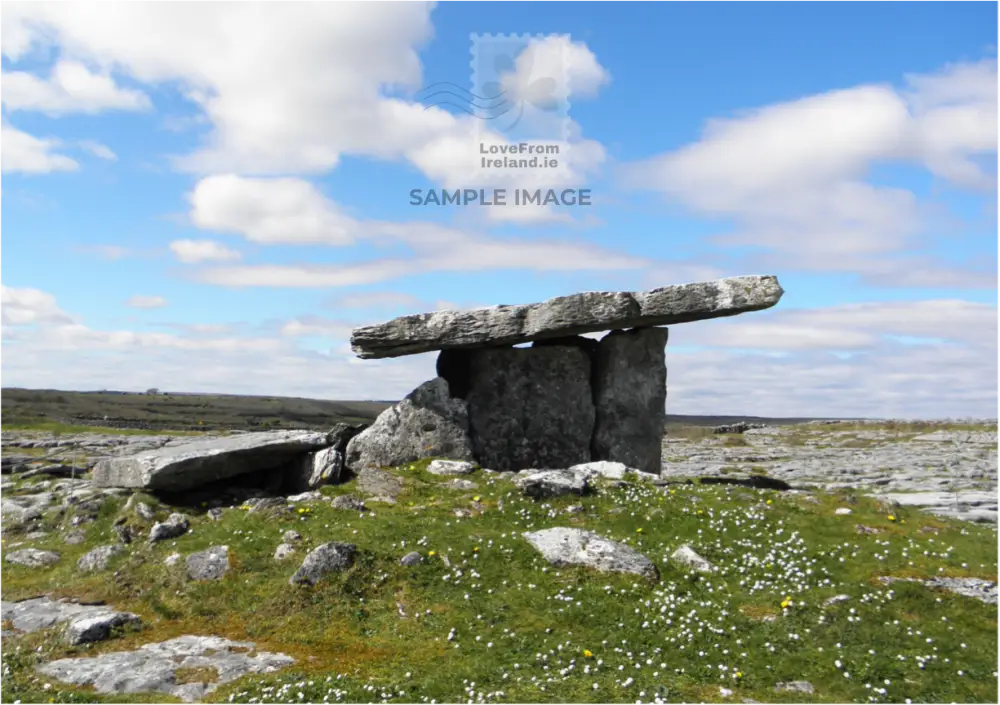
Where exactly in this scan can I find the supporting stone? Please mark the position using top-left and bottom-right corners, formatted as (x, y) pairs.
(592, 327), (668, 474)
(344, 378), (473, 471)
(438, 344), (595, 472)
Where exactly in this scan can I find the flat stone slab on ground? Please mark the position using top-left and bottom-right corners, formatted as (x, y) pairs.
(1, 597), (140, 645)
(36, 635), (294, 702)
(91, 430), (332, 491)
(351, 275), (783, 359)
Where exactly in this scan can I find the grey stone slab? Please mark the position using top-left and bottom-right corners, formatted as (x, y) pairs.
(351, 275), (783, 359)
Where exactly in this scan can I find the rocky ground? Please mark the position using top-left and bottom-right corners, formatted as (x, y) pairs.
(659, 421), (998, 524)
(0, 422), (1000, 700)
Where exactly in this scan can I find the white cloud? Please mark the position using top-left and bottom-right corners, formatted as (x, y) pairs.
(1, 60), (150, 115)
(188, 175), (357, 245)
(126, 295), (168, 309)
(169, 239), (242, 264)
(1, 285), (74, 325)
(1, 4), (610, 224)
(195, 229), (649, 288)
(501, 35), (610, 103)
(78, 140), (116, 160)
(622, 59), (998, 283)
(1, 122), (78, 174)
(2, 287), (994, 418)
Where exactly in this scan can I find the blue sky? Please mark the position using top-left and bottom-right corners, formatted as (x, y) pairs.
(1, 2), (996, 418)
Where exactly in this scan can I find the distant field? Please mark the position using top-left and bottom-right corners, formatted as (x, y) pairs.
(0, 388), (392, 432)
(0, 388), (853, 434)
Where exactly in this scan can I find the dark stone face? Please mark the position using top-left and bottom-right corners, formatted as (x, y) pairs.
(456, 344), (596, 472)
(591, 327), (669, 474)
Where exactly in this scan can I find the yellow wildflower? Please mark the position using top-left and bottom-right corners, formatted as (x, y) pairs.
(887, 515), (896, 521)
(583, 649), (593, 658)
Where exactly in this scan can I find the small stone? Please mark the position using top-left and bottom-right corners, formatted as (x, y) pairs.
(565, 505), (585, 514)
(331, 495), (366, 511)
(164, 552), (182, 566)
(134, 502), (156, 522)
(523, 527), (658, 580)
(149, 513), (189, 542)
(282, 530), (302, 542)
(66, 612), (141, 645)
(670, 544), (714, 573)
(286, 491), (323, 503)
(834, 507), (852, 515)
(515, 469), (589, 499)
(400, 551), (423, 566)
(823, 594), (851, 606)
(274, 543), (297, 561)
(775, 681), (814, 695)
(446, 479), (478, 491)
(426, 459), (476, 476)
(207, 508), (225, 521)
(64, 530), (87, 545)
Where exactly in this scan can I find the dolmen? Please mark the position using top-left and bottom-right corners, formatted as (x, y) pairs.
(347, 275), (783, 474)
(91, 275), (782, 493)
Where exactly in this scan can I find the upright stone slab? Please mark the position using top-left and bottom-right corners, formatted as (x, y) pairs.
(439, 344), (594, 472)
(344, 378), (473, 471)
(592, 327), (668, 474)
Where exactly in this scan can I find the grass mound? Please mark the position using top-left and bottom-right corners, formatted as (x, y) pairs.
(2, 461), (997, 703)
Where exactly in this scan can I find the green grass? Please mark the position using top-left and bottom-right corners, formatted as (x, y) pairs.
(1, 461), (997, 704)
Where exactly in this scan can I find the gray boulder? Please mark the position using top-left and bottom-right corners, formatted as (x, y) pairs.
(592, 327), (668, 474)
(345, 378), (473, 471)
(1, 597), (137, 645)
(442, 345), (594, 471)
(523, 527), (659, 580)
(289, 542), (358, 586)
(77, 545), (124, 572)
(5, 548), (60, 567)
(351, 275), (784, 359)
(186, 546), (230, 581)
(92, 430), (332, 491)
(331, 494), (367, 511)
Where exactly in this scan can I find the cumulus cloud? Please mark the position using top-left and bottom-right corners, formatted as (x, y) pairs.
(1, 60), (150, 115)
(1, 4), (610, 223)
(1, 286), (75, 325)
(125, 295), (168, 309)
(169, 239), (242, 264)
(188, 175), (357, 246)
(181, 175), (647, 286)
(1, 122), (78, 174)
(622, 59), (998, 285)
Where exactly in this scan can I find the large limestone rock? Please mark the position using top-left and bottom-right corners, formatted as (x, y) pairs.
(592, 327), (668, 473)
(92, 430), (332, 492)
(345, 378), (473, 471)
(439, 345), (595, 472)
(351, 275), (783, 359)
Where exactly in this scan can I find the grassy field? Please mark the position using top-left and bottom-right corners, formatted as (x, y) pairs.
(1, 389), (392, 433)
(2, 461), (997, 704)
